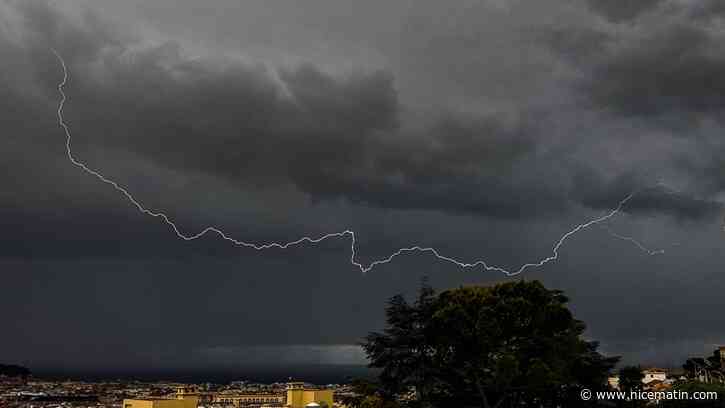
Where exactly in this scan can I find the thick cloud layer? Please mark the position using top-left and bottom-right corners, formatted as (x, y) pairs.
(5, 0), (723, 220)
(585, 0), (665, 22)
(2, 0), (725, 373)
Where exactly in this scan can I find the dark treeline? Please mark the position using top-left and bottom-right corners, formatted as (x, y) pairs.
(0, 364), (31, 377)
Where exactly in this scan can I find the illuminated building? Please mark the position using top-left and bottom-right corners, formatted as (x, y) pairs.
(212, 392), (286, 407)
(127, 382), (335, 408)
(123, 392), (199, 408)
(285, 382), (333, 408)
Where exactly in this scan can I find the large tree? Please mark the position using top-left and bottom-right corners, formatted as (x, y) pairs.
(362, 280), (618, 408)
(362, 281), (439, 407)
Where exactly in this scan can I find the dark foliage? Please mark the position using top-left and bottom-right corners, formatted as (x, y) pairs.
(0, 364), (31, 377)
(361, 280), (618, 408)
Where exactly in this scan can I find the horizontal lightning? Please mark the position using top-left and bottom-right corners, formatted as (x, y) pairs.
(51, 50), (663, 276)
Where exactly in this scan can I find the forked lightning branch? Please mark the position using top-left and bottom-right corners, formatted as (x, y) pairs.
(50, 50), (665, 276)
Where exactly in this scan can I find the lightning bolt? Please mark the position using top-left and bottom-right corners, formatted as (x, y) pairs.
(600, 226), (665, 256)
(50, 49), (664, 276)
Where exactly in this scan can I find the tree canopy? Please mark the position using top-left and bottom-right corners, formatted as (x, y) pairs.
(360, 280), (618, 408)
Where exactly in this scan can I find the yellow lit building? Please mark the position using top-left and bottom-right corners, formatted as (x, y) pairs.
(176, 386), (214, 405)
(285, 382), (333, 408)
(126, 382), (334, 408)
(124, 386), (201, 408)
(213, 392), (286, 407)
(122, 395), (198, 408)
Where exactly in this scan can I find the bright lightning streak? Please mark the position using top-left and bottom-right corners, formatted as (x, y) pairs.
(600, 226), (665, 256)
(51, 49), (663, 276)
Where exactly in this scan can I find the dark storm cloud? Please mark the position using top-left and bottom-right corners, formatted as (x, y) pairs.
(585, 24), (725, 119)
(539, 25), (611, 65)
(687, 0), (725, 20)
(674, 146), (725, 195)
(573, 172), (723, 221)
(3, 0), (571, 221)
(3, 0), (720, 233)
(584, 0), (665, 22)
(561, 1), (725, 126)
(538, 0), (725, 219)
(538, 1), (725, 119)
(3, 0), (724, 233)
(290, 113), (564, 219)
(73, 44), (553, 219)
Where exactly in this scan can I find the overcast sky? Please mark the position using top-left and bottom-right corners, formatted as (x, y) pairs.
(2, 0), (725, 374)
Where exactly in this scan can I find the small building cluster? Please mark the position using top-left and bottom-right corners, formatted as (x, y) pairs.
(123, 382), (336, 408)
(606, 346), (725, 392)
(608, 368), (672, 391)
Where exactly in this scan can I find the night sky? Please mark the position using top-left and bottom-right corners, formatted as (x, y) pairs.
(3, 0), (725, 376)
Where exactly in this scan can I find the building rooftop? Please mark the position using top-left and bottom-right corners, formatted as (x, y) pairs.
(125, 397), (176, 401)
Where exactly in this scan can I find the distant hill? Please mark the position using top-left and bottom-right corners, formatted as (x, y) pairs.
(0, 364), (31, 377)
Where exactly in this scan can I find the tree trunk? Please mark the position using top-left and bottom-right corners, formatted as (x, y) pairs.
(474, 376), (491, 408)
(492, 395), (507, 408)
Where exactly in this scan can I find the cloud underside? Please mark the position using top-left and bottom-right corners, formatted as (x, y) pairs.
(1, 0), (723, 224)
